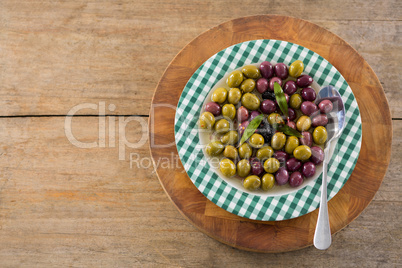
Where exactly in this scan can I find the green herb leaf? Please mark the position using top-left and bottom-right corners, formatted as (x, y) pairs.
(238, 114), (264, 146)
(276, 125), (304, 138)
(274, 82), (288, 118)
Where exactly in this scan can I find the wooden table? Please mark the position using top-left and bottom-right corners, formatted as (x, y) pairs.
(0, 1), (400, 266)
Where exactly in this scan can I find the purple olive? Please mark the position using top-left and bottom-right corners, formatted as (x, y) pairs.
(237, 106), (249, 122)
(288, 108), (296, 121)
(273, 151), (288, 165)
(296, 75), (313, 88)
(318, 100), (333, 114)
(269, 77), (282, 91)
(286, 157), (302, 172)
(289, 172), (304, 187)
(310, 146), (324, 165)
(300, 131), (313, 147)
(312, 114), (329, 127)
(250, 158), (264, 176)
(238, 121), (249, 137)
(287, 121), (296, 130)
(301, 101), (319, 116)
(283, 80), (297, 95)
(260, 100), (276, 114)
(260, 61), (274, 79)
(301, 87), (316, 101)
(256, 78), (269, 94)
(275, 167), (289, 185)
(302, 162), (316, 178)
(204, 102), (221, 116)
(250, 111), (261, 121)
(274, 63), (289, 80)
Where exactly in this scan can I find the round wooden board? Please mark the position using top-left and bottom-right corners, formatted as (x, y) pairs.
(149, 15), (392, 252)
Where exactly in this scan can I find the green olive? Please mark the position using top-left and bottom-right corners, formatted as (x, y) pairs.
(211, 87), (228, 104)
(238, 143), (252, 159)
(256, 146), (274, 161)
(220, 130), (239, 145)
(241, 65), (261, 79)
(249, 133), (265, 148)
(296, 115), (312, 132)
(228, 88), (242, 105)
(267, 113), (284, 125)
(243, 175), (261, 191)
(240, 79), (256, 93)
(290, 93), (302, 109)
(237, 159), (251, 177)
(199, 112), (215, 130)
(241, 93), (261, 111)
(214, 119), (230, 134)
(227, 70), (244, 88)
(222, 104), (236, 120)
(220, 158), (236, 177)
(313, 126), (328, 145)
(293, 145), (312, 161)
(289, 60), (304, 78)
(223, 145), (238, 160)
(271, 132), (286, 150)
(264, 158), (280, 173)
(205, 141), (224, 157)
(261, 173), (275, 191)
(285, 136), (300, 154)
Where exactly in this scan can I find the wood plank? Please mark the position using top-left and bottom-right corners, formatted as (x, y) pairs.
(0, 117), (399, 266)
(0, 2), (400, 116)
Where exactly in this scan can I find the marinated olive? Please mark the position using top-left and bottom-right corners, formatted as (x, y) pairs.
(220, 130), (239, 145)
(283, 80), (297, 95)
(267, 113), (284, 125)
(243, 175), (261, 191)
(238, 143), (252, 159)
(220, 158), (236, 177)
(250, 158), (264, 176)
(237, 159), (251, 177)
(289, 171), (303, 187)
(214, 119), (230, 134)
(313, 126), (328, 145)
(302, 162), (316, 178)
(287, 121), (296, 130)
(211, 87), (228, 104)
(249, 111), (261, 121)
(238, 120), (249, 137)
(299, 131), (313, 147)
(312, 114), (328, 127)
(223, 145), (238, 160)
(222, 104), (236, 120)
(296, 115), (312, 132)
(240, 79), (256, 93)
(264, 158), (280, 173)
(249, 133), (265, 148)
(260, 100), (276, 115)
(275, 167), (289, 185)
(242, 65), (261, 79)
(256, 146), (274, 161)
(285, 136), (300, 154)
(318, 100), (333, 114)
(205, 141), (224, 156)
(261, 90), (276, 101)
(286, 157), (302, 172)
(227, 70), (244, 88)
(241, 93), (260, 111)
(289, 93), (302, 109)
(296, 75), (313, 88)
(301, 87), (316, 101)
(271, 132), (286, 150)
(273, 151), (289, 165)
(260, 61), (274, 79)
(199, 112), (215, 130)
(301, 101), (319, 116)
(310, 146), (324, 165)
(237, 106), (249, 122)
(269, 77), (282, 91)
(204, 102), (221, 116)
(289, 60), (304, 78)
(228, 88), (242, 105)
(293, 145), (312, 161)
(288, 107), (296, 121)
(256, 78), (269, 93)
(261, 173), (275, 191)
(274, 63), (289, 80)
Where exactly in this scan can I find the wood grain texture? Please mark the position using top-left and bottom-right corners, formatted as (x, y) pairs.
(149, 15), (393, 252)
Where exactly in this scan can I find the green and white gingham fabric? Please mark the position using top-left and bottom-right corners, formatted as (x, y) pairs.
(174, 40), (362, 221)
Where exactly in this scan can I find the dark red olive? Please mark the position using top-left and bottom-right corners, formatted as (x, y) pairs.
(204, 102), (221, 116)
(302, 162), (316, 178)
(296, 75), (313, 88)
(238, 121), (249, 137)
(273, 151), (288, 165)
(300, 131), (313, 147)
(237, 106), (249, 122)
(310, 146), (324, 165)
(286, 157), (302, 172)
(250, 111), (261, 121)
(318, 100), (333, 113)
(275, 167), (289, 185)
(269, 77), (282, 91)
(287, 121), (296, 130)
(312, 114), (329, 127)
(301, 101), (319, 116)
(283, 80), (297, 95)
(274, 63), (289, 80)
(289, 172), (304, 187)
(256, 78), (269, 93)
(260, 61), (274, 79)
(301, 87), (316, 101)
(288, 108), (296, 121)
(250, 158), (264, 176)
(260, 100), (276, 114)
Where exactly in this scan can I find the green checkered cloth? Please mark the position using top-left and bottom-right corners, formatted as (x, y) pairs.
(174, 40), (362, 221)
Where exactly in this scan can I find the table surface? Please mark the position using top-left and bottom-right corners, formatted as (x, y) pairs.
(0, 1), (400, 267)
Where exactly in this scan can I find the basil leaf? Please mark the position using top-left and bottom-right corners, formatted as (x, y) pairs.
(274, 82), (288, 118)
(238, 114), (264, 146)
(276, 125), (304, 138)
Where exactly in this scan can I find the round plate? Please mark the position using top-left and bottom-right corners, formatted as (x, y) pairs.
(174, 39), (362, 221)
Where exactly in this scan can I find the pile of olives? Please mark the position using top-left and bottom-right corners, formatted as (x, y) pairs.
(200, 60), (334, 191)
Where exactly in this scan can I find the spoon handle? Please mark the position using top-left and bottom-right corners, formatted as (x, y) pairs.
(314, 142), (332, 250)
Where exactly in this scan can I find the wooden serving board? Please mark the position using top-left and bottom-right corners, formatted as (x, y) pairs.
(149, 15), (392, 252)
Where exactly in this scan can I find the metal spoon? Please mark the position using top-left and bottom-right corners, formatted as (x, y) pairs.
(313, 85), (346, 250)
